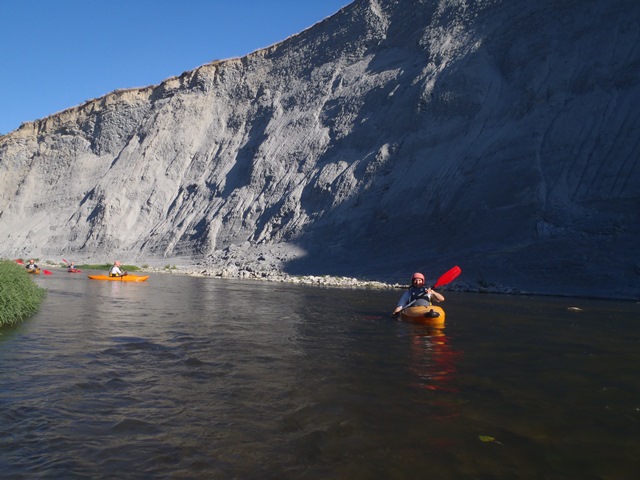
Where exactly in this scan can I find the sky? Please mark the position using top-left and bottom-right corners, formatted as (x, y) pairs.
(0, 0), (352, 135)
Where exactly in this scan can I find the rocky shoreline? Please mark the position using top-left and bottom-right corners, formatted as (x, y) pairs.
(137, 242), (411, 290)
(139, 263), (607, 299)
(146, 263), (403, 290)
(31, 240), (593, 297)
(136, 242), (496, 294)
(31, 248), (506, 294)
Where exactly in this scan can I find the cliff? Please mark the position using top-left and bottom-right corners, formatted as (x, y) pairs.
(1, 0), (639, 299)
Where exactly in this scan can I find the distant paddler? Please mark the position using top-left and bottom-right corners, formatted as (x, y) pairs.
(108, 261), (127, 277)
(25, 259), (40, 274)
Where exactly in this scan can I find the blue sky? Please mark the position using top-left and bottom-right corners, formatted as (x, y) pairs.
(0, 0), (351, 135)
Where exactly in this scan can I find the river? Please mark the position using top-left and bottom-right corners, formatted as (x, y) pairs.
(1, 270), (639, 479)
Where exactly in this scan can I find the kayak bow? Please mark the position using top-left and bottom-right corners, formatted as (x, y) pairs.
(400, 305), (445, 327)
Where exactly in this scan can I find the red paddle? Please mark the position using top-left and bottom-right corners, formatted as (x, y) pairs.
(433, 265), (461, 289)
(15, 259), (24, 264)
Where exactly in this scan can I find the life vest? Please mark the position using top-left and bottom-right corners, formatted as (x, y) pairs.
(409, 286), (430, 304)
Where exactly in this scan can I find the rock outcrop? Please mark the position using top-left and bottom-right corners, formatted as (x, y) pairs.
(1, 0), (639, 299)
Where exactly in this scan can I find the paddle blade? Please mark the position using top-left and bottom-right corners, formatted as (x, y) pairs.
(15, 259), (24, 264)
(62, 258), (68, 264)
(433, 266), (461, 288)
(43, 270), (53, 275)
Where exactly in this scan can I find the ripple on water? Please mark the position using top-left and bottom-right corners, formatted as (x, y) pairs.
(110, 418), (161, 434)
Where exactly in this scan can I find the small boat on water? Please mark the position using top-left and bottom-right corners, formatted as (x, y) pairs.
(400, 305), (445, 327)
(26, 268), (41, 275)
(88, 274), (149, 282)
(67, 268), (82, 273)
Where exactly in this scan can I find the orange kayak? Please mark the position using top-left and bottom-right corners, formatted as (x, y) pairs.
(88, 274), (149, 282)
(400, 305), (445, 327)
(26, 268), (41, 275)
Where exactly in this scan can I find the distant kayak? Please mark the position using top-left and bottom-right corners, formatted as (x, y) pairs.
(400, 305), (445, 327)
(88, 274), (149, 282)
(26, 268), (41, 275)
(67, 268), (82, 273)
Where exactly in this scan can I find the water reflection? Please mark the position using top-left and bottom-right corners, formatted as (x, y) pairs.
(407, 328), (460, 393)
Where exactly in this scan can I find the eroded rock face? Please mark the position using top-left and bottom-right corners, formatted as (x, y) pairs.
(1, 0), (639, 298)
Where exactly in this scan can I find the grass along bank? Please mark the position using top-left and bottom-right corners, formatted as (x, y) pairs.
(0, 260), (47, 327)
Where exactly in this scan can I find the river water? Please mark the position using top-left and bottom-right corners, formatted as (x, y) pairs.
(1, 270), (639, 479)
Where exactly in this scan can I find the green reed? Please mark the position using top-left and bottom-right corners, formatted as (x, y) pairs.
(0, 260), (47, 327)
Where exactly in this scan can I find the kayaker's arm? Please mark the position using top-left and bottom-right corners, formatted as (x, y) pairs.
(428, 288), (445, 302)
(392, 291), (412, 316)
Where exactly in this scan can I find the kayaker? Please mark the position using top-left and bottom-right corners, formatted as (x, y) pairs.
(392, 272), (445, 315)
(109, 261), (125, 277)
(25, 259), (39, 271)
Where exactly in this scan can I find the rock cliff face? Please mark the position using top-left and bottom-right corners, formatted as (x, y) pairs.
(1, 0), (639, 298)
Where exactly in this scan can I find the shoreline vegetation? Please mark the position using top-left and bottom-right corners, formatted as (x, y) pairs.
(0, 260), (47, 328)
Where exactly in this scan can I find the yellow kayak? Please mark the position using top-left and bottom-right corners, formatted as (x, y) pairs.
(26, 268), (41, 275)
(400, 305), (445, 327)
(88, 274), (149, 282)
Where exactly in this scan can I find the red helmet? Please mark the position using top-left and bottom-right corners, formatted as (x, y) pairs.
(411, 272), (425, 282)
